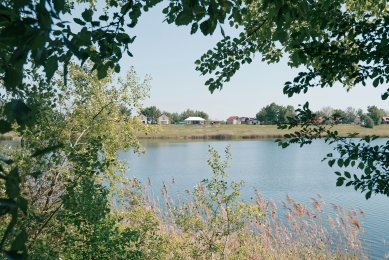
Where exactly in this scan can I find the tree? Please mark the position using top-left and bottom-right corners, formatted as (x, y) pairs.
(332, 109), (347, 123)
(141, 106), (161, 124)
(367, 106), (386, 125)
(344, 107), (358, 124)
(163, 111), (181, 124)
(1, 0), (389, 255)
(180, 109), (209, 121)
(284, 105), (296, 122)
(181, 1), (389, 199)
(256, 103), (294, 124)
(360, 114), (375, 128)
(318, 107), (334, 119)
(0, 64), (152, 257)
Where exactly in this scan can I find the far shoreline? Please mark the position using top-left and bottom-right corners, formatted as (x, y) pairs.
(2, 124), (389, 143)
(137, 124), (389, 141)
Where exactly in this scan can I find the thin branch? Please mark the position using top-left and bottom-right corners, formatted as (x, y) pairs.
(29, 202), (63, 249)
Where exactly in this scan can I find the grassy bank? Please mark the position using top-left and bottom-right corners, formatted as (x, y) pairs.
(0, 132), (16, 141)
(137, 124), (389, 140)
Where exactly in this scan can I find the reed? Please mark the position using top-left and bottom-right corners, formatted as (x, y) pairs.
(118, 146), (366, 259)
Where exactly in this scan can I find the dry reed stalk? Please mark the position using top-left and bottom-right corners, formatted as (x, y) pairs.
(126, 178), (366, 259)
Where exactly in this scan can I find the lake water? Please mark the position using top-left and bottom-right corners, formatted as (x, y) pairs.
(119, 139), (389, 259)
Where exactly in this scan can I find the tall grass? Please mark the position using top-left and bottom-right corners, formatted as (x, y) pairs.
(119, 146), (366, 259)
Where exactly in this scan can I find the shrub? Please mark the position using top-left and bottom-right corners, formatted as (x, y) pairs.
(361, 114), (374, 128)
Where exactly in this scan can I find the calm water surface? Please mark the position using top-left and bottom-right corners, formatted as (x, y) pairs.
(119, 139), (388, 259)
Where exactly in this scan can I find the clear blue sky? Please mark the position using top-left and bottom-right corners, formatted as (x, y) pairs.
(118, 5), (388, 120)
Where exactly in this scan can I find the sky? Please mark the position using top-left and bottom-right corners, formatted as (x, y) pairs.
(117, 5), (388, 120)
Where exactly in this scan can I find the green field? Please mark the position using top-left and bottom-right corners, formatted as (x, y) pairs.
(138, 124), (389, 140)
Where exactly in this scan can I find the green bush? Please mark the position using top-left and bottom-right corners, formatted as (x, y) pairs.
(361, 114), (374, 128)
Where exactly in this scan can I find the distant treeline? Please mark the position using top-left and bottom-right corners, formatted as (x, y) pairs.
(136, 104), (388, 128)
(256, 103), (388, 128)
(140, 106), (209, 124)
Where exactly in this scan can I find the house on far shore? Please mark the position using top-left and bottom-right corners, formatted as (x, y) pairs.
(157, 114), (170, 125)
(226, 116), (241, 124)
(139, 114), (148, 124)
(382, 116), (389, 124)
(210, 120), (224, 125)
(184, 117), (205, 125)
(246, 117), (259, 125)
(310, 116), (324, 124)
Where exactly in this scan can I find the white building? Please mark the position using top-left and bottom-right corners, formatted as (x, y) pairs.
(226, 116), (240, 124)
(157, 114), (170, 125)
(139, 114), (148, 124)
(184, 117), (205, 125)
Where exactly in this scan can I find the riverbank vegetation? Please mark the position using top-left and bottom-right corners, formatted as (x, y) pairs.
(1, 138), (365, 259)
(0, 64), (366, 258)
(1, 0), (388, 258)
(136, 124), (389, 140)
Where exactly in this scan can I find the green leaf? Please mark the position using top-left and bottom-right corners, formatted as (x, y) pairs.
(99, 15), (109, 21)
(337, 159), (343, 167)
(0, 119), (12, 133)
(97, 65), (108, 79)
(365, 191), (372, 199)
(373, 77), (380, 87)
(0, 199), (17, 212)
(175, 11), (193, 26)
(191, 23), (199, 34)
(200, 19), (214, 35)
(4, 67), (23, 91)
(6, 168), (20, 199)
(45, 56), (58, 81)
(281, 142), (289, 148)
(344, 171), (351, 178)
(220, 26), (225, 37)
(13, 0), (29, 8)
(74, 18), (86, 26)
(37, 3), (52, 29)
(4, 100), (30, 126)
(82, 9), (93, 22)
(53, 0), (65, 13)
(358, 162), (364, 169)
(32, 144), (63, 157)
(10, 230), (27, 252)
(91, 21), (100, 27)
(18, 197), (28, 214)
(336, 177), (345, 186)
(328, 159), (335, 167)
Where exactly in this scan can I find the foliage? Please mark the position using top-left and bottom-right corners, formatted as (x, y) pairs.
(0, 0), (387, 256)
(360, 114), (375, 128)
(344, 107), (358, 124)
(367, 105), (386, 125)
(191, 0), (389, 98)
(174, 0), (389, 199)
(256, 103), (295, 124)
(163, 109), (209, 124)
(137, 146), (365, 259)
(0, 0), (161, 255)
(0, 65), (151, 258)
(180, 108), (209, 121)
(332, 109), (347, 123)
(173, 146), (262, 258)
(141, 106), (161, 124)
(163, 111), (181, 124)
(276, 102), (389, 199)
